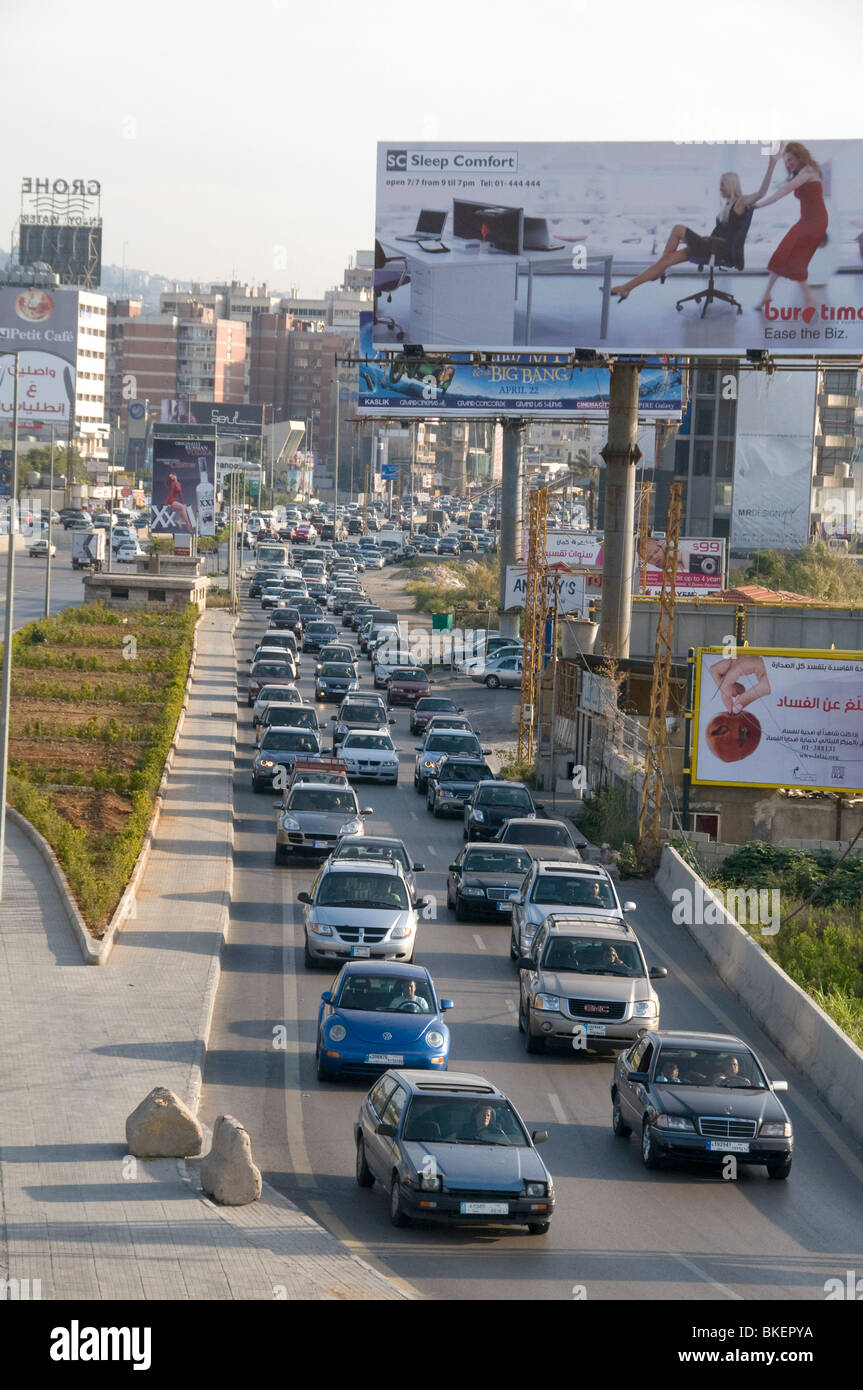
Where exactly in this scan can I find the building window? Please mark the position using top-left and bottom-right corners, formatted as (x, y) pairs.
(692, 446), (711, 476)
(715, 482), (733, 508)
(147, 590), (167, 603)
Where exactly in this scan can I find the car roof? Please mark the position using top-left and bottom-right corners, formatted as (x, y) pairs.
(390, 1070), (502, 1096)
(265, 725), (320, 736)
(476, 778), (528, 789)
(540, 914), (634, 938)
(650, 1031), (748, 1050)
(336, 835), (408, 851)
(324, 858), (402, 876)
(337, 961), (432, 980)
(531, 860), (586, 874)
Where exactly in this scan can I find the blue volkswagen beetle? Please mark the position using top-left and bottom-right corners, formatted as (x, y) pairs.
(315, 962), (453, 1081)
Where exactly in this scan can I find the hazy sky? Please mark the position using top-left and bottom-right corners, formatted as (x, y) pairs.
(3, 0), (861, 296)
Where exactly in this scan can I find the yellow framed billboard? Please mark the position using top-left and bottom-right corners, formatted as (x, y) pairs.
(691, 647), (863, 794)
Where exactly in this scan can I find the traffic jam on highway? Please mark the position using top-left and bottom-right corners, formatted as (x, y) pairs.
(230, 524), (797, 1245)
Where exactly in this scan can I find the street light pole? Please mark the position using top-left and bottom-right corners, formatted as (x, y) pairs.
(333, 369), (341, 540)
(44, 424), (55, 618)
(0, 357), (21, 900)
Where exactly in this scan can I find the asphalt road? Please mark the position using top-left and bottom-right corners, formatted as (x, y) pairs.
(200, 565), (863, 1302)
(0, 529), (87, 632)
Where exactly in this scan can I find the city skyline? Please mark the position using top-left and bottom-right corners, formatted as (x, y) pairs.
(4, 0), (861, 297)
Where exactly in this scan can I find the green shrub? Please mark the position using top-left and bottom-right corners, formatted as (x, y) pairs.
(580, 785), (637, 849)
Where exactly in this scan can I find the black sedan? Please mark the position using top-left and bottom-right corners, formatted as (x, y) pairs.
(354, 1069), (554, 1232)
(303, 621), (339, 653)
(315, 661), (361, 702)
(611, 1031), (793, 1179)
(446, 844), (533, 920)
(464, 780), (540, 841)
(426, 755), (494, 817)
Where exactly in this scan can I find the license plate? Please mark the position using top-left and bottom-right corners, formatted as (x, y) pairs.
(350, 946), (371, 958)
(310, 840), (329, 848)
(459, 1202), (509, 1215)
(367, 1053), (403, 1065)
(495, 901), (512, 911)
(585, 1023), (607, 1036)
(707, 1140), (750, 1153)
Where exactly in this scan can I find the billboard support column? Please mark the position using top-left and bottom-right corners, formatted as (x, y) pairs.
(599, 363), (641, 658)
(681, 646), (696, 829)
(0, 359), (20, 902)
(499, 419), (524, 639)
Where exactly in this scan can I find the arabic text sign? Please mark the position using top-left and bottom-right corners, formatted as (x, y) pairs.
(0, 285), (79, 425)
(532, 533), (725, 595)
(692, 648), (863, 793)
(504, 566), (594, 614)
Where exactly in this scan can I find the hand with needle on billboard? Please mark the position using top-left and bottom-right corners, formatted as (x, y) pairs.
(708, 655), (771, 713)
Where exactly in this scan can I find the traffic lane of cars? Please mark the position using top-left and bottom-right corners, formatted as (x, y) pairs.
(220, 591), (863, 1298)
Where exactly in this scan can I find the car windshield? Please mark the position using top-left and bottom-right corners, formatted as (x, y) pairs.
(392, 669), (426, 682)
(266, 707), (315, 728)
(532, 876), (616, 907)
(317, 871), (409, 911)
(478, 786), (532, 808)
(426, 735), (479, 754)
(261, 731), (318, 751)
(652, 1048), (767, 1089)
(258, 686), (299, 703)
(253, 662), (291, 676)
(344, 734), (393, 750)
(343, 705), (385, 723)
(441, 762), (489, 782)
(417, 700), (454, 713)
(334, 973), (427, 1013)
(321, 664), (354, 677)
(288, 789), (358, 813)
(463, 849), (531, 874)
(402, 1097), (528, 1146)
(510, 823), (572, 846)
(541, 937), (642, 976)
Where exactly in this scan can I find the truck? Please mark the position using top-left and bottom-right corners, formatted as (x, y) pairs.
(71, 530), (106, 571)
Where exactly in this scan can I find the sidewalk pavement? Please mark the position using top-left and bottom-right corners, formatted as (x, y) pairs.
(0, 609), (406, 1300)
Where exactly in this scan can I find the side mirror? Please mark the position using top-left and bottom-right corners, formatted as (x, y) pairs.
(457, 708), (465, 713)
(415, 744), (422, 752)
(648, 965), (668, 980)
(623, 901), (637, 912)
(531, 1130), (549, 1146)
(272, 801), (283, 809)
(482, 748), (492, 756)
(440, 999), (454, 1011)
(628, 1071), (650, 1084)
(517, 957), (534, 972)
(330, 713), (338, 720)
(389, 718), (396, 725)
(321, 990), (332, 1003)
(297, 891), (313, 905)
(374, 1122), (398, 1138)
(772, 1080), (789, 1093)
(412, 862), (426, 872)
(361, 807), (374, 815)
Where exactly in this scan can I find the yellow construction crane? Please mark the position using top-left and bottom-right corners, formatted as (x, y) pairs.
(517, 485), (549, 763)
(637, 479), (683, 864)
(636, 479), (653, 595)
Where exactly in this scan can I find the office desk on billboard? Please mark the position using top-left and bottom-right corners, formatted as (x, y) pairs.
(380, 239), (613, 349)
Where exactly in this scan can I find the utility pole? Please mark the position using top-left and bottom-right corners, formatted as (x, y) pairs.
(44, 424), (55, 618)
(598, 363), (641, 658)
(0, 358), (20, 900)
(333, 368), (341, 539)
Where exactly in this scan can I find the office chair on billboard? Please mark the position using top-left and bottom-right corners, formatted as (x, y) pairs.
(674, 207), (754, 318)
(374, 240), (410, 341)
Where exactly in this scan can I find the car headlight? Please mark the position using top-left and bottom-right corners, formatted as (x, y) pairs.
(340, 818), (362, 835)
(760, 1121), (792, 1138)
(654, 1114), (695, 1131)
(631, 1000), (658, 1017)
(309, 921), (333, 937)
(524, 1181), (547, 1197)
(534, 994), (560, 1011)
(460, 887), (484, 897)
(425, 1030), (445, 1049)
(419, 1173), (442, 1192)
(327, 1023), (347, 1043)
(391, 924), (412, 939)
(258, 759), (274, 768)
(472, 809), (485, 822)
(423, 759), (436, 769)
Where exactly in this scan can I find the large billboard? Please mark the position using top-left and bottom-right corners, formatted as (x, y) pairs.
(151, 437), (216, 535)
(19, 225), (102, 288)
(188, 402), (264, 438)
(356, 315), (682, 417)
(376, 141), (863, 354)
(692, 647), (863, 793)
(731, 371), (817, 550)
(0, 285), (78, 426)
(527, 531), (726, 596)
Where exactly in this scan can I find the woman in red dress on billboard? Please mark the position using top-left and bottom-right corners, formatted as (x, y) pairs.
(752, 142), (828, 314)
(164, 471), (192, 531)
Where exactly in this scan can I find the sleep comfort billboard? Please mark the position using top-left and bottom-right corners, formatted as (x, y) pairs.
(375, 141), (863, 355)
(692, 647), (863, 794)
(357, 316), (682, 418)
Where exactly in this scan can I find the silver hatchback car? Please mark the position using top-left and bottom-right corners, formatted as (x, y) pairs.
(298, 860), (430, 969)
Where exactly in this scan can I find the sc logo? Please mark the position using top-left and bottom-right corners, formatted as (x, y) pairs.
(387, 149), (407, 171)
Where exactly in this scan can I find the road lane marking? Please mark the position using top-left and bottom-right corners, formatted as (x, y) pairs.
(307, 1201), (419, 1300)
(505, 999), (517, 1014)
(472, 933), (487, 952)
(548, 1093), (567, 1125)
(670, 1252), (743, 1301)
(279, 875), (317, 1191)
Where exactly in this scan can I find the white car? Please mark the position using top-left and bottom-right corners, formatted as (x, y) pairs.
(115, 544), (145, 563)
(250, 646), (299, 680)
(456, 644), (524, 675)
(28, 539), (56, 559)
(339, 729), (400, 783)
(360, 550), (385, 570)
(469, 653), (523, 689)
(252, 683), (303, 725)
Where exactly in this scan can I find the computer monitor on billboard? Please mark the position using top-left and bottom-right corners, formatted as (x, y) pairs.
(452, 199), (523, 255)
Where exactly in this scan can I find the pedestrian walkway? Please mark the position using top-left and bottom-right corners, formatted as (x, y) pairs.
(0, 610), (406, 1300)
